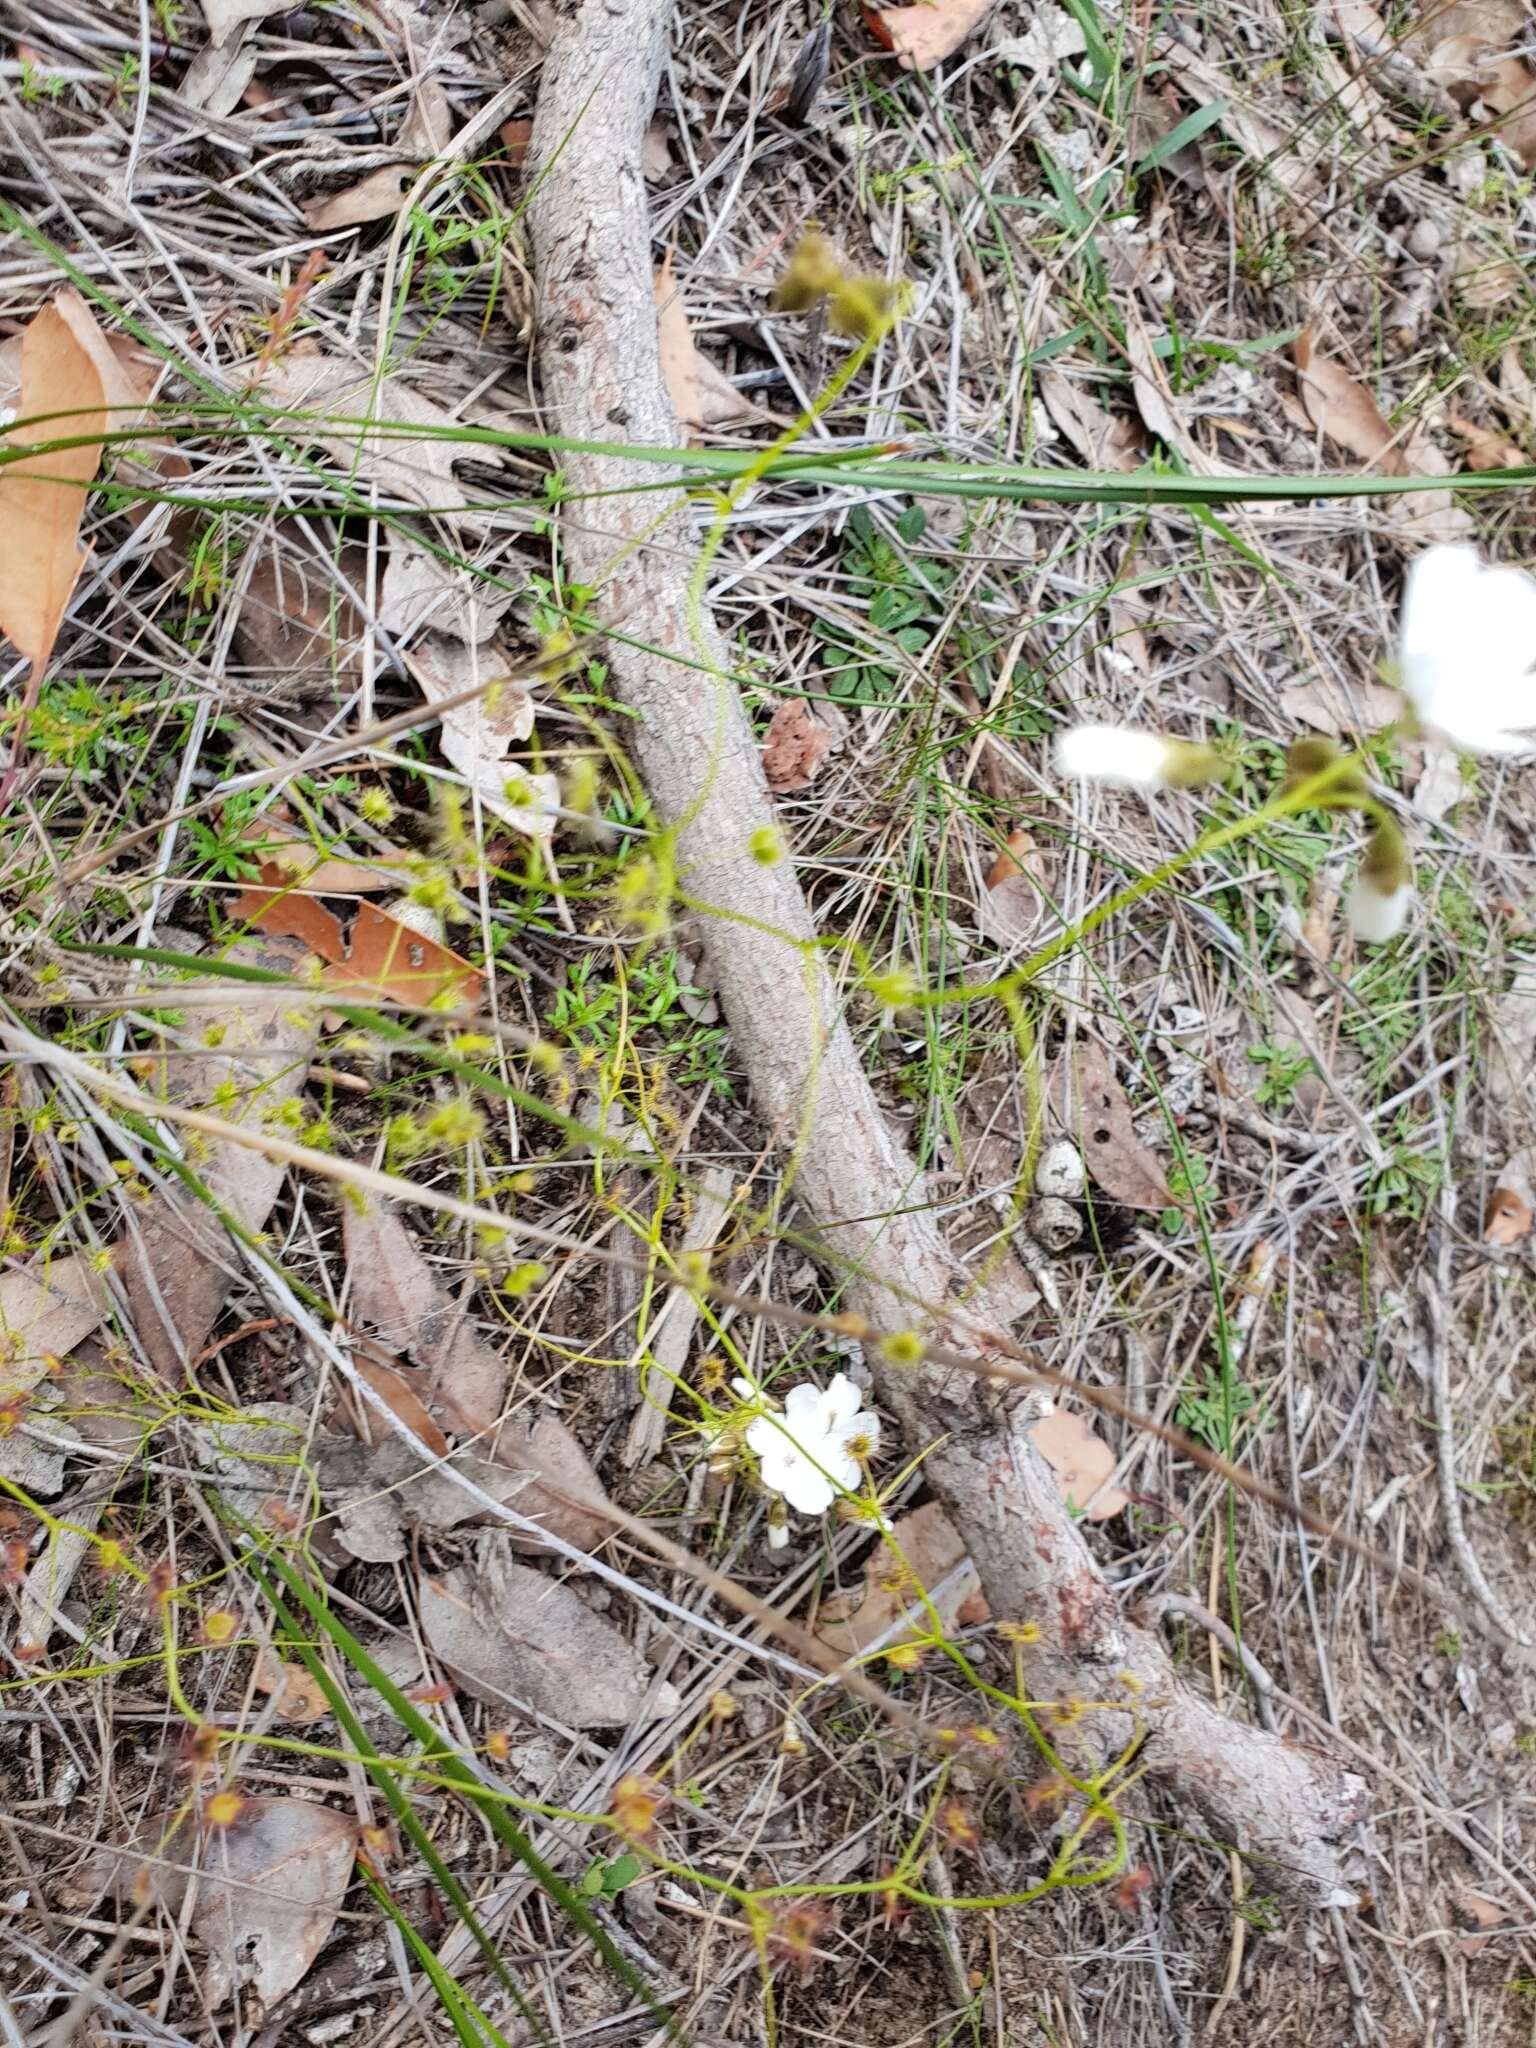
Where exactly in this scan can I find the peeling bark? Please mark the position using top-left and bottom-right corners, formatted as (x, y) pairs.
(528, 0), (1364, 1904)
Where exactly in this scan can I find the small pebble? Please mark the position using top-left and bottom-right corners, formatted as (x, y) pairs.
(1405, 219), (1441, 260)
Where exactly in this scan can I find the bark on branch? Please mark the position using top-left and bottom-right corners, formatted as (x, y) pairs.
(528, 0), (1364, 1906)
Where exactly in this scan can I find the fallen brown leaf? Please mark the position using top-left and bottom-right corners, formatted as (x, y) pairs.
(655, 248), (754, 436)
(1156, 39), (1317, 192)
(0, 1252), (109, 1400)
(1280, 675), (1404, 737)
(1390, 420), (1474, 543)
(761, 696), (846, 792)
(202, 0), (290, 45)
(1405, 1), (1536, 163)
(341, 1202), (612, 1551)
(343, 900), (483, 1006)
(262, 346), (511, 514)
(419, 1536), (678, 1726)
(0, 293), (120, 682)
(195, 1797), (356, 2007)
(238, 818), (405, 894)
(498, 118), (534, 166)
(1124, 306), (1240, 478)
(1037, 369), (1144, 471)
(234, 544), (368, 685)
(252, 1647), (331, 1725)
(981, 826), (1054, 941)
(1029, 1408), (1130, 1520)
(116, 940), (320, 1381)
(1073, 1044), (1176, 1213)
(1455, 1885), (1513, 1958)
(342, 1204), (506, 1432)
(1448, 409), (1527, 470)
(1293, 327), (1405, 471)
(305, 164), (418, 234)
(865, 0), (997, 69)
(1488, 964), (1536, 1112)
(339, 1350), (450, 1459)
(75, 1796), (356, 2001)
(228, 888), (483, 1009)
(814, 1502), (981, 1656)
(228, 884), (347, 964)
(1499, 342), (1536, 425)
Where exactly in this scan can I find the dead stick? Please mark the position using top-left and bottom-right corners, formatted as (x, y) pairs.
(527, 0), (1364, 1905)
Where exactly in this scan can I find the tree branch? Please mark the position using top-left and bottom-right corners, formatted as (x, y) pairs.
(528, 0), (1364, 1906)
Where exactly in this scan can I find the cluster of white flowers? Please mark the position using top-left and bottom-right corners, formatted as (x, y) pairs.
(1052, 543), (1536, 946)
(735, 1370), (880, 1547)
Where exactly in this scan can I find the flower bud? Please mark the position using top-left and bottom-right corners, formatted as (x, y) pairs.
(1054, 724), (1222, 792)
(1345, 819), (1413, 943)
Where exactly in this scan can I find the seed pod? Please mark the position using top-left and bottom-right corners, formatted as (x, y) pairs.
(1034, 1140), (1085, 1201)
(1027, 1197), (1082, 1253)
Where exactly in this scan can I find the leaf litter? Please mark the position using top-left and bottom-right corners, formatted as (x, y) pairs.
(656, 247), (756, 436)
(815, 1502), (982, 1657)
(66, 1797), (355, 2010)
(229, 886), (484, 1009)
(341, 1201), (612, 1551)
(864, 0), (998, 70)
(1071, 1044), (1177, 1213)
(114, 939), (320, 1383)
(420, 1535), (680, 1727)
(0, 290), (144, 693)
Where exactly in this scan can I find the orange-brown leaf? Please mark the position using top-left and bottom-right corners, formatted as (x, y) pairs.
(229, 885), (349, 964)
(1484, 1154), (1535, 1246)
(342, 1350), (450, 1459)
(251, 1648), (330, 1725)
(1029, 1409), (1130, 1520)
(868, 0), (998, 68)
(1293, 327), (1405, 473)
(498, 118), (533, 166)
(0, 296), (111, 676)
(336, 901), (481, 1007)
(229, 889), (482, 1008)
(239, 826), (402, 895)
(1448, 409), (1527, 471)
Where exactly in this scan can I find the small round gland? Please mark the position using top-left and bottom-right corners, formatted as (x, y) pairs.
(1027, 1197), (1083, 1253)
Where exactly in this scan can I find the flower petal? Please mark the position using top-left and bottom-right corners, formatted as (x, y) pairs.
(820, 1373), (862, 1426)
(779, 1458), (836, 1514)
(1401, 545), (1536, 756)
(1345, 874), (1412, 943)
(782, 1382), (824, 1424)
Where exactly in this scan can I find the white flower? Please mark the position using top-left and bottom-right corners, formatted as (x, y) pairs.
(746, 1371), (880, 1518)
(1400, 544), (1536, 755)
(1345, 872), (1412, 942)
(1055, 723), (1172, 790)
